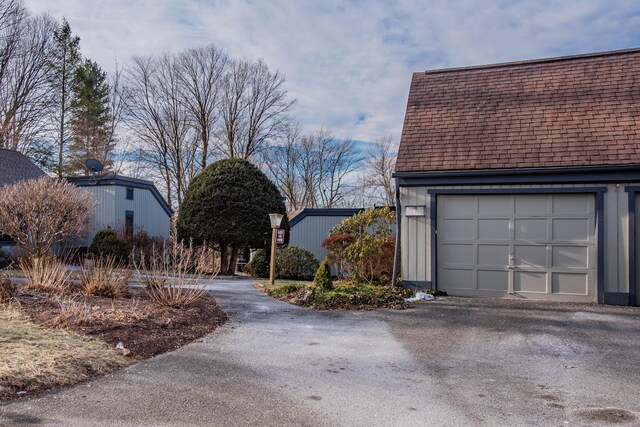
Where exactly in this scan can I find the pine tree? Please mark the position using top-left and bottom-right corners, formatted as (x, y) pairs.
(67, 59), (114, 175)
(48, 18), (81, 178)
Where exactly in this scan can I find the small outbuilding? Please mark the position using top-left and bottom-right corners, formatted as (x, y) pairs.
(67, 174), (172, 246)
(394, 48), (640, 305)
(289, 208), (363, 271)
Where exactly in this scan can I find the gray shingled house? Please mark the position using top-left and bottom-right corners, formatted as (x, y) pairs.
(394, 48), (640, 305)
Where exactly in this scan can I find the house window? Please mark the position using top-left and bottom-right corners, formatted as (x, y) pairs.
(125, 210), (134, 237)
(126, 187), (134, 200)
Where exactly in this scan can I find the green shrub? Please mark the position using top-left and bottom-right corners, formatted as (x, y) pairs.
(343, 235), (395, 284)
(276, 246), (319, 280)
(312, 282), (411, 310)
(271, 282), (305, 296)
(248, 249), (269, 278)
(313, 259), (333, 291)
(326, 207), (397, 284)
(89, 228), (128, 262)
(267, 280), (412, 310)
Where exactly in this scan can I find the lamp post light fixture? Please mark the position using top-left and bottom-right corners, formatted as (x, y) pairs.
(268, 213), (284, 286)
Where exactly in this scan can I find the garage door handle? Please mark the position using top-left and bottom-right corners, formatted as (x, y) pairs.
(507, 265), (516, 269)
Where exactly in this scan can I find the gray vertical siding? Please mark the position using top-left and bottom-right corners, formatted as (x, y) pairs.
(400, 182), (638, 302)
(74, 185), (170, 246)
(289, 216), (352, 264)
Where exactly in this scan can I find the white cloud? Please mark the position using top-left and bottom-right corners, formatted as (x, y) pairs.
(24, 0), (640, 144)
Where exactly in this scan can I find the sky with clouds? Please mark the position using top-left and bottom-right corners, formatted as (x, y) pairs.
(23, 0), (640, 144)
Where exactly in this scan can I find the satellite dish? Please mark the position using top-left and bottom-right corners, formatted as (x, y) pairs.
(86, 158), (104, 174)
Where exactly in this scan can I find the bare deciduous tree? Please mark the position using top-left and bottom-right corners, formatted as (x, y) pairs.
(125, 54), (197, 207)
(364, 136), (396, 206)
(0, 8), (55, 157)
(0, 177), (96, 260)
(263, 127), (363, 210)
(262, 123), (304, 211)
(217, 58), (293, 160)
(178, 45), (228, 168)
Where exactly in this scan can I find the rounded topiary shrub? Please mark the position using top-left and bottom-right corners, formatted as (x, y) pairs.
(314, 259), (333, 291)
(248, 249), (269, 278)
(276, 245), (319, 280)
(89, 228), (128, 262)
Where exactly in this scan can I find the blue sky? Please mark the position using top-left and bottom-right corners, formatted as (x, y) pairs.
(24, 0), (640, 144)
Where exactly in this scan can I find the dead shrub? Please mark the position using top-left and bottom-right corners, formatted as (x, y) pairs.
(50, 295), (151, 328)
(19, 256), (70, 293)
(135, 240), (211, 308)
(0, 276), (17, 303)
(79, 255), (130, 298)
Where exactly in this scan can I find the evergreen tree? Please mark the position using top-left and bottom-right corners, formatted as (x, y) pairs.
(48, 18), (81, 178)
(67, 59), (113, 175)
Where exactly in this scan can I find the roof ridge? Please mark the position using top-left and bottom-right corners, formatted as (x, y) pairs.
(420, 46), (640, 75)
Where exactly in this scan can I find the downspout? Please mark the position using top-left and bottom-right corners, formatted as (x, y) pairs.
(391, 178), (401, 288)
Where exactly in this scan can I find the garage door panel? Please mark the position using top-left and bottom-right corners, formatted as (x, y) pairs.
(441, 219), (474, 240)
(552, 273), (589, 295)
(441, 244), (474, 265)
(514, 245), (547, 268)
(477, 244), (509, 266)
(515, 195), (550, 214)
(477, 270), (508, 291)
(478, 195), (512, 214)
(552, 246), (589, 268)
(553, 194), (592, 214)
(514, 271), (547, 293)
(442, 196), (476, 217)
(439, 269), (474, 290)
(514, 219), (548, 241)
(552, 218), (590, 241)
(478, 219), (509, 240)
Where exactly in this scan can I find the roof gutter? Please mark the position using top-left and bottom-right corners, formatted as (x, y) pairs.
(394, 164), (640, 187)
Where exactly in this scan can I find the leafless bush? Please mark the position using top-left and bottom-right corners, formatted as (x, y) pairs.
(19, 256), (70, 293)
(135, 240), (212, 308)
(0, 177), (96, 259)
(0, 275), (17, 303)
(79, 255), (130, 298)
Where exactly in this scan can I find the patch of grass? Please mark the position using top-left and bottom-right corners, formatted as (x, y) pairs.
(0, 309), (127, 400)
(265, 280), (413, 310)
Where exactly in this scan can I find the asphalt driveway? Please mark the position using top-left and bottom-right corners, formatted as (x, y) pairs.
(2, 280), (639, 426)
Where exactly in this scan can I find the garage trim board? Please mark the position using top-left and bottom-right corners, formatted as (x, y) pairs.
(428, 188), (606, 303)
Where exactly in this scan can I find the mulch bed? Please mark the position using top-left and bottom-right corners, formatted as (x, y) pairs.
(13, 286), (228, 360)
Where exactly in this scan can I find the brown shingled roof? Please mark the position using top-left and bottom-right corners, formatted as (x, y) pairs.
(395, 48), (640, 173)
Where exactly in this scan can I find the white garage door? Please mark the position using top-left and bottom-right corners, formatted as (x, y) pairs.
(436, 194), (596, 302)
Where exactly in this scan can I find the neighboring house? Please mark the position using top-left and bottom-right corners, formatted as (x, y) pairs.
(0, 149), (47, 252)
(394, 48), (640, 305)
(289, 208), (363, 274)
(67, 174), (172, 247)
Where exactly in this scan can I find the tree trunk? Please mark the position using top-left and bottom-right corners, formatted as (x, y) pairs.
(228, 245), (240, 276)
(219, 245), (228, 275)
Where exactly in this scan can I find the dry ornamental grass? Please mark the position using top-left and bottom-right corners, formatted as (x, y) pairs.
(79, 255), (130, 298)
(19, 256), (71, 293)
(135, 241), (213, 308)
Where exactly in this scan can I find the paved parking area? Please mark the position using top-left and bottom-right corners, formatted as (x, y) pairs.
(1, 280), (639, 426)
